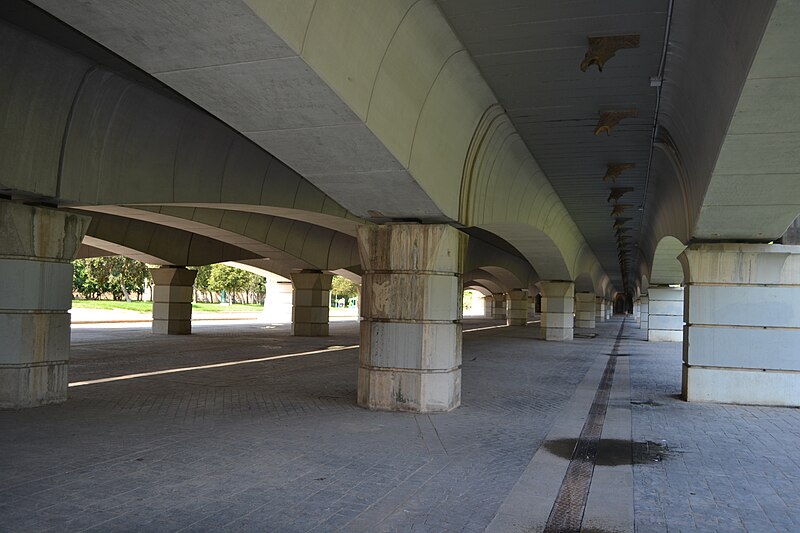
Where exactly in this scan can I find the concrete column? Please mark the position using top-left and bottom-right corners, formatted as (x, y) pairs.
(357, 224), (467, 412)
(595, 296), (605, 322)
(633, 299), (640, 323)
(262, 279), (293, 323)
(575, 292), (596, 328)
(290, 270), (333, 336)
(638, 295), (649, 330)
(647, 285), (684, 342)
(483, 295), (493, 317)
(605, 299), (612, 320)
(680, 243), (800, 406)
(528, 296), (536, 319)
(0, 201), (89, 408)
(540, 281), (574, 340)
(150, 267), (198, 335)
(506, 289), (528, 326)
(492, 293), (506, 320)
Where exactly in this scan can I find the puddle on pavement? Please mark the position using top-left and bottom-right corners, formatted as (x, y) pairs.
(543, 438), (676, 466)
(630, 399), (662, 407)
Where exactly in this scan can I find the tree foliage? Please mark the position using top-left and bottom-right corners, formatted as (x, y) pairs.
(72, 257), (151, 301)
(331, 275), (359, 299)
(204, 264), (266, 304)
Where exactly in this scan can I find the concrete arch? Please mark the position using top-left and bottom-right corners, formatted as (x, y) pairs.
(477, 223), (572, 282)
(462, 269), (508, 295)
(76, 206), (361, 273)
(0, 22), (359, 235)
(80, 211), (360, 280)
(650, 236), (686, 286)
(243, 0), (611, 288)
(574, 272), (594, 294)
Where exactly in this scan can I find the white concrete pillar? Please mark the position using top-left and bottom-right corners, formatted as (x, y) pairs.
(357, 224), (467, 412)
(290, 270), (333, 336)
(647, 285), (684, 342)
(506, 289), (529, 326)
(633, 299), (640, 322)
(575, 292), (596, 328)
(492, 293), (506, 320)
(150, 267), (198, 335)
(595, 296), (605, 322)
(540, 281), (574, 341)
(680, 243), (800, 406)
(483, 295), (493, 317)
(638, 295), (649, 330)
(0, 201), (89, 408)
(262, 279), (293, 323)
(605, 299), (612, 320)
(528, 296), (536, 319)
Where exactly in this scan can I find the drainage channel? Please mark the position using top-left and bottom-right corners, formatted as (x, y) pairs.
(543, 318), (627, 533)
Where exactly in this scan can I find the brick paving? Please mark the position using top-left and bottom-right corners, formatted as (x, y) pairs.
(2, 318), (799, 532)
(628, 326), (800, 533)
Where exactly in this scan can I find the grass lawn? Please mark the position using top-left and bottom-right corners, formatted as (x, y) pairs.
(72, 300), (264, 313)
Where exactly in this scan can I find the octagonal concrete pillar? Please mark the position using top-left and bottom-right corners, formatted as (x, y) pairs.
(491, 293), (506, 320)
(638, 295), (649, 331)
(0, 201), (89, 408)
(290, 270), (333, 337)
(150, 267), (198, 335)
(647, 285), (684, 342)
(483, 295), (493, 317)
(575, 292), (596, 329)
(680, 243), (800, 406)
(506, 289), (528, 326)
(540, 281), (574, 341)
(357, 224), (467, 412)
(595, 296), (606, 322)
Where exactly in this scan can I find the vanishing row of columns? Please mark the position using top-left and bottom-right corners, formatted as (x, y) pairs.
(2, 203), (799, 411)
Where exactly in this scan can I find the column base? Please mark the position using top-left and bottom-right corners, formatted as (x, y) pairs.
(575, 319), (596, 328)
(292, 323), (329, 336)
(357, 367), (460, 412)
(683, 365), (800, 407)
(648, 329), (682, 342)
(152, 318), (191, 335)
(544, 327), (573, 341)
(0, 361), (67, 409)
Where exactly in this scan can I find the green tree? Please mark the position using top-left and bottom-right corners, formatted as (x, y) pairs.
(72, 257), (150, 300)
(207, 264), (251, 304)
(331, 275), (359, 307)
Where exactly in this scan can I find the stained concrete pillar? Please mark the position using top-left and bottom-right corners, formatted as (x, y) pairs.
(492, 293), (506, 320)
(528, 296), (536, 319)
(262, 279), (293, 323)
(150, 267), (198, 335)
(0, 201), (89, 408)
(575, 292), (596, 328)
(638, 295), (649, 331)
(605, 299), (612, 320)
(290, 270), (333, 336)
(506, 289), (528, 326)
(633, 299), (640, 322)
(595, 296), (606, 322)
(357, 224), (467, 412)
(540, 281), (574, 341)
(680, 243), (800, 406)
(647, 285), (684, 342)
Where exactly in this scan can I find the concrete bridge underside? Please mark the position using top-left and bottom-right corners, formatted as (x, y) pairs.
(1, 0), (800, 411)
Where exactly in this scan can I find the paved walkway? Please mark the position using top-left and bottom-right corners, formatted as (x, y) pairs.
(1, 318), (799, 532)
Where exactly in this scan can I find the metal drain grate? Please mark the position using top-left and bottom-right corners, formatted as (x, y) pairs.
(543, 319), (626, 533)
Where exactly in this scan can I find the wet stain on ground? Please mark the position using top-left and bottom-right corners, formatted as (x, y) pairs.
(543, 438), (676, 466)
(630, 399), (662, 407)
